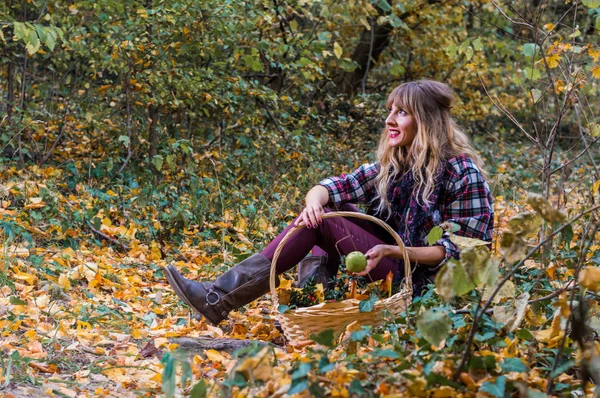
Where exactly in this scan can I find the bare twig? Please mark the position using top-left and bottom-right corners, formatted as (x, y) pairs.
(119, 57), (134, 174)
(86, 220), (130, 252)
(40, 112), (69, 165)
(454, 204), (600, 379)
(477, 74), (538, 144)
(361, 19), (375, 96)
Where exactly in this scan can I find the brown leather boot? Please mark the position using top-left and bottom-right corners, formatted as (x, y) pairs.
(295, 256), (338, 290)
(164, 253), (273, 325)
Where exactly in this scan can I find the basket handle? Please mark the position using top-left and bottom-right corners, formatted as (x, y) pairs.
(269, 211), (413, 307)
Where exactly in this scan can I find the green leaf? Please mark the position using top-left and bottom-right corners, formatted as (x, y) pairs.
(522, 43), (539, 57)
(310, 328), (335, 347)
(500, 357), (529, 373)
(161, 352), (176, 398)
(520, 388), (548, 398)
(582, 0), (600, 7)
(359, 293), (378, 313)
(351, 329), (370, 341)
(523, 67), (541, 81)
(35, 25), (48, 45)
(374, 349), (399, 359)
(288, 380), (309, 395)
(596, 15), (600, 32)
(277, 304), (290, 313)
(440, 222), (461, 233)
(389, 63), (405, 77)
(25, 28), (40, 55)
(530, 88), (542, 103)
(13, 22), (27, 41)
(118, 135), (130, 148)
(479, 376), (506, 398)
(435, 260), (476, 301)
(190, 380), (207, 398)
(427, 226), (443, 245)
(460, 245), (492, 286)
(464, 46), (474, 61)
(349, 379), (366, 395)
(416, 308), (451, 346)
(446, 44), (458, 57)
(516, 328), (535, 341)
(470, 355), (496, 370)
(152, 155), (164, 171)
(377, 0), (392, 11)
(180, 360), (192, 390)
(472, 38), (483, 51)
(10, 296), (27, 306)
(549, 360), (574, 379)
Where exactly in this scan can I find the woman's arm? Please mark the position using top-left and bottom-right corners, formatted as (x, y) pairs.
(355, 244), (445, 277)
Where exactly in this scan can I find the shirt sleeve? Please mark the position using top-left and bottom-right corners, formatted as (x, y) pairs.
(435, 165), (494, 263)
(318, 163), (379, 205)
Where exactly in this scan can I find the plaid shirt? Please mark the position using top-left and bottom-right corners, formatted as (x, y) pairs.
(318, 155), (494, 269)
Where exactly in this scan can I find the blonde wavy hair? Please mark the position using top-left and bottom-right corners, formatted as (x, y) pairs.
(373, 79), (485, 216)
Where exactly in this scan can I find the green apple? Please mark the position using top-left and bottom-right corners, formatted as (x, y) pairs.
(345, 251), (367, 273)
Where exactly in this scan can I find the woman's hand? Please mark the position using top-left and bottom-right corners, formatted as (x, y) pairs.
(294, 185), (330, 228)
(295, 202), (325, 228)
(354, 244), (394, 277)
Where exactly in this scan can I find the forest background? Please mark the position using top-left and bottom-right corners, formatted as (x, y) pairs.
(2, 0), (600, 397)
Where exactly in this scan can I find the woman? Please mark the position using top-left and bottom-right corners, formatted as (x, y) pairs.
(165, 79), (494, 325)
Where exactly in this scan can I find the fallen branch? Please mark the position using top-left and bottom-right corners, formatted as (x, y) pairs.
(169, 337), (268, 356)
(86, 220), (130, 252)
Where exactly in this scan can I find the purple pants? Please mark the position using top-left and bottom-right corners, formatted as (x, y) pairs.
(261, 205), (398, 281)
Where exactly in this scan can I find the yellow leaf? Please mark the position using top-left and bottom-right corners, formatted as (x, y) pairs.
(532, 311), (564, 346)
(580, 267), (600, 291)
(58, 273), (71, 289)
(544, 23), (555, 31)
(589, 48), (600, 62)
(592, 66), (600, 79)
(205, 349), (227, 362)
(136, 9), (149, 18)
(483, 280), (515, 304)
(360, 17), (371, 30)
(593, 180), (600, 196)
(547, 54), (560, 68)
(232, 346), (273, 381)
(554, 79), (565, 94)
(449, 234), (489, 249)
(149, 242), (162, 260)
(13, 271), (36, 284)
(333, 42), (343, 59)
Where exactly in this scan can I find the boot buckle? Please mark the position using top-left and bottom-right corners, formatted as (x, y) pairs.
(206, 289), (221, 305)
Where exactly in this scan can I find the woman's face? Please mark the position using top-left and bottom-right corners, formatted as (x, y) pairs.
(385, 103), (418, 148)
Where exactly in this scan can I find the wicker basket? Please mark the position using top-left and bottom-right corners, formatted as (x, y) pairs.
(269, 211), (413, 346)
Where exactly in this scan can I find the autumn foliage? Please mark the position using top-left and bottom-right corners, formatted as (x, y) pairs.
(1, 0), (600, 397)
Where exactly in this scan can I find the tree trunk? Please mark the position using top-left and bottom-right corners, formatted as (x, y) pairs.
(335, 16), (393, 96)
(335, 0), (395, 96)
(335, 0), (440, 96)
